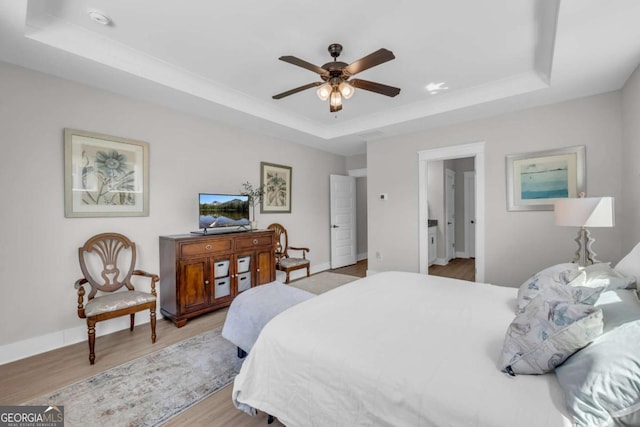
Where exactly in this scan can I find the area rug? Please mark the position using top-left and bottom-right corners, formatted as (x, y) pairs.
(289, 271), (359, 294)
(26, 326), (242, 427)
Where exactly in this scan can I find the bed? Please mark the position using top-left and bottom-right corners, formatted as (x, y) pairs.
(232, 264), (640, 426)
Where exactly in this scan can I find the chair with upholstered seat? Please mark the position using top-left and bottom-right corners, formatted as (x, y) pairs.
(75, 232), (159, 364)
(267, 223), (311, 284)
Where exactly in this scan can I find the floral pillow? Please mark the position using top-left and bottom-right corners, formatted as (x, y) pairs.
(501, 284), (604, 376)
(516, 263), (581, 313)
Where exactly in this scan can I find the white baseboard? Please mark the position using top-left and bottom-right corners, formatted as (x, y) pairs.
(456, 251), (470, 259)
(0, 311), (156, 366)
(2, 262), (336, 365)
(434, 258), (448, 266)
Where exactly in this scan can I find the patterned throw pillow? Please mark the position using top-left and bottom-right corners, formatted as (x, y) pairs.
(501, 284), (604, 376)
(516, 263), (581, 313)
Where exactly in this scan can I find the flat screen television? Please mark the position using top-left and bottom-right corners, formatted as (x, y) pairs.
(196, 193), (250, 234)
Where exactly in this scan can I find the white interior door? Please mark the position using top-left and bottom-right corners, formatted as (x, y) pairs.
(330, 174), (357, 269)
(445, 169), (455, 262)
(464, 171), (476, 258)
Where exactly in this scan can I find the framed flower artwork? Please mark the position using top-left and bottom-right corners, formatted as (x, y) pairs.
(64, 128), (150, 217)
(260, 162), (292, 213)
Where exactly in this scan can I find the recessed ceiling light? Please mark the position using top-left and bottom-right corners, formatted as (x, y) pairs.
(425, 82), (449, 95)
(88, 10), (112, 26)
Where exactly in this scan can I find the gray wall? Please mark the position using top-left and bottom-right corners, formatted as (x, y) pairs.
(367, 91), (626, 286)
(0, 62), (346, 362)
(450, 157), (475, 255)
(621, 65), (640, 254)
(346, 153), (368, 260)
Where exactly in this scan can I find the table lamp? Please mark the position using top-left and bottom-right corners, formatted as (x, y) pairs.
(554, 195), (615, 266)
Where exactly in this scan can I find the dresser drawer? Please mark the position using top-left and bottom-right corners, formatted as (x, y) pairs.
(180, 239), (232, 257)
(235, 235), (273, 249)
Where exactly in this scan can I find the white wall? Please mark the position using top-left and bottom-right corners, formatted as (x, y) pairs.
(621, 64), (640, 253)
(367, 92), (625, 286)
(0, 62), (346, 363)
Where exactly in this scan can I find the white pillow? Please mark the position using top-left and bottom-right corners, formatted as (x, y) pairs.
(595, 289), (640, 333)
(569, 262), (636, 290)
(501, 284), (604, 376)
(614, 241), (640, 288)
(556, 320), (640, 426)
(516, 263), (581, 313)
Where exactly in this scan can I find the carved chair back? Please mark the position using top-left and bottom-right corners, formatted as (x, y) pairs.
(267, 223), (289, 260)
(78, 232), (137, 300)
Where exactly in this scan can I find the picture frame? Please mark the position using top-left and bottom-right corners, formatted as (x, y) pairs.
(64, 128), (149, 217)
(506, 145), (585, 211)
(260, 162), (292, 213)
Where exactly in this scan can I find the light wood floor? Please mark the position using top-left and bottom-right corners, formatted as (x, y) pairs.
(0, 264), (364, 425)
(0, 307), (284, 426)
(329, 258), (367, 278)
(329, 257), (475, 282)
(429, 257), (476, 281)
(0, 260), (374, 427)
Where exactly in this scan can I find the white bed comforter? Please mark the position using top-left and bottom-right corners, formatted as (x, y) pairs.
(232, 271), (572, 427)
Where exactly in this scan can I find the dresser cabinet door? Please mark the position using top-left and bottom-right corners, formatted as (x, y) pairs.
(179, 257), (210, 313)
(256, 248), (274, 285)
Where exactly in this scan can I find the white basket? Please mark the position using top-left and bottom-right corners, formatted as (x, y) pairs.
(214, 260), (230, 278)
(237, 272), (252, 292)
(237, 256), (251, 274)
(214, 277), (230, 298)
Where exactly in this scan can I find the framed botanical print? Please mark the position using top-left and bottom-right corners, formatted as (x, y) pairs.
(506, 145), (585, 211)
(260, 162), (291, 213)
(64, 128), (149, 217)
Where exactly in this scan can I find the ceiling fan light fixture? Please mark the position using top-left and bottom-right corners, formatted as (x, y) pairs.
(339, 81), (354, 99)
(316, 83), (332, 101)
(330, 89), (342, 109)
(273, 43), (400, 113)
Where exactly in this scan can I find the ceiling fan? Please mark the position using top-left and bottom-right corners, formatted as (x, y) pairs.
(273, 43), (401, 112)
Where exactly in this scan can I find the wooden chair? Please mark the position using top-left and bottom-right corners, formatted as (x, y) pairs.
(267, 223), (310, 284)
(75, 233), (159, 364)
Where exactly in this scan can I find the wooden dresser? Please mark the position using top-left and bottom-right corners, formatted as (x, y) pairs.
(159, 230), (275, 327)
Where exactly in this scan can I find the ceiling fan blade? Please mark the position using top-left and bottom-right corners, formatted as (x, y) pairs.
(279, 56), (330, 77)
(273, 82), (322, 99)
(343, 48), (395, 76)
(350, 79), (401, 97)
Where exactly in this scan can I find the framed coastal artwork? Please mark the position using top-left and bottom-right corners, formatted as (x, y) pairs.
(64, 128), (149, 217)
(506, 145), (585, 211)
(260, 162), (292, 213)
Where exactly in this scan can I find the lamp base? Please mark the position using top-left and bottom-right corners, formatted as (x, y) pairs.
(571, 227), (600, 266)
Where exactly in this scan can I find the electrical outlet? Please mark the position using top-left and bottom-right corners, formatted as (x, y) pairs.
(376, 251), (382, 260)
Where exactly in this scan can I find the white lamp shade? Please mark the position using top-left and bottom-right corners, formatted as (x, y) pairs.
(554, 197), (615, 227)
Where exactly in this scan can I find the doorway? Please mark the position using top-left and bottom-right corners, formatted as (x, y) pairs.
(418, 142), (485, 282)
(330, 174), (357, 269)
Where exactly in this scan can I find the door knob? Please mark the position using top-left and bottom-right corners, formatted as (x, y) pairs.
(332, 225), (339, 228)
(471, 220), (475, 224)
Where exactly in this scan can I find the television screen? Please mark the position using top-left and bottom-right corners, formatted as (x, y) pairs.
(199, 193), (250, 230)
